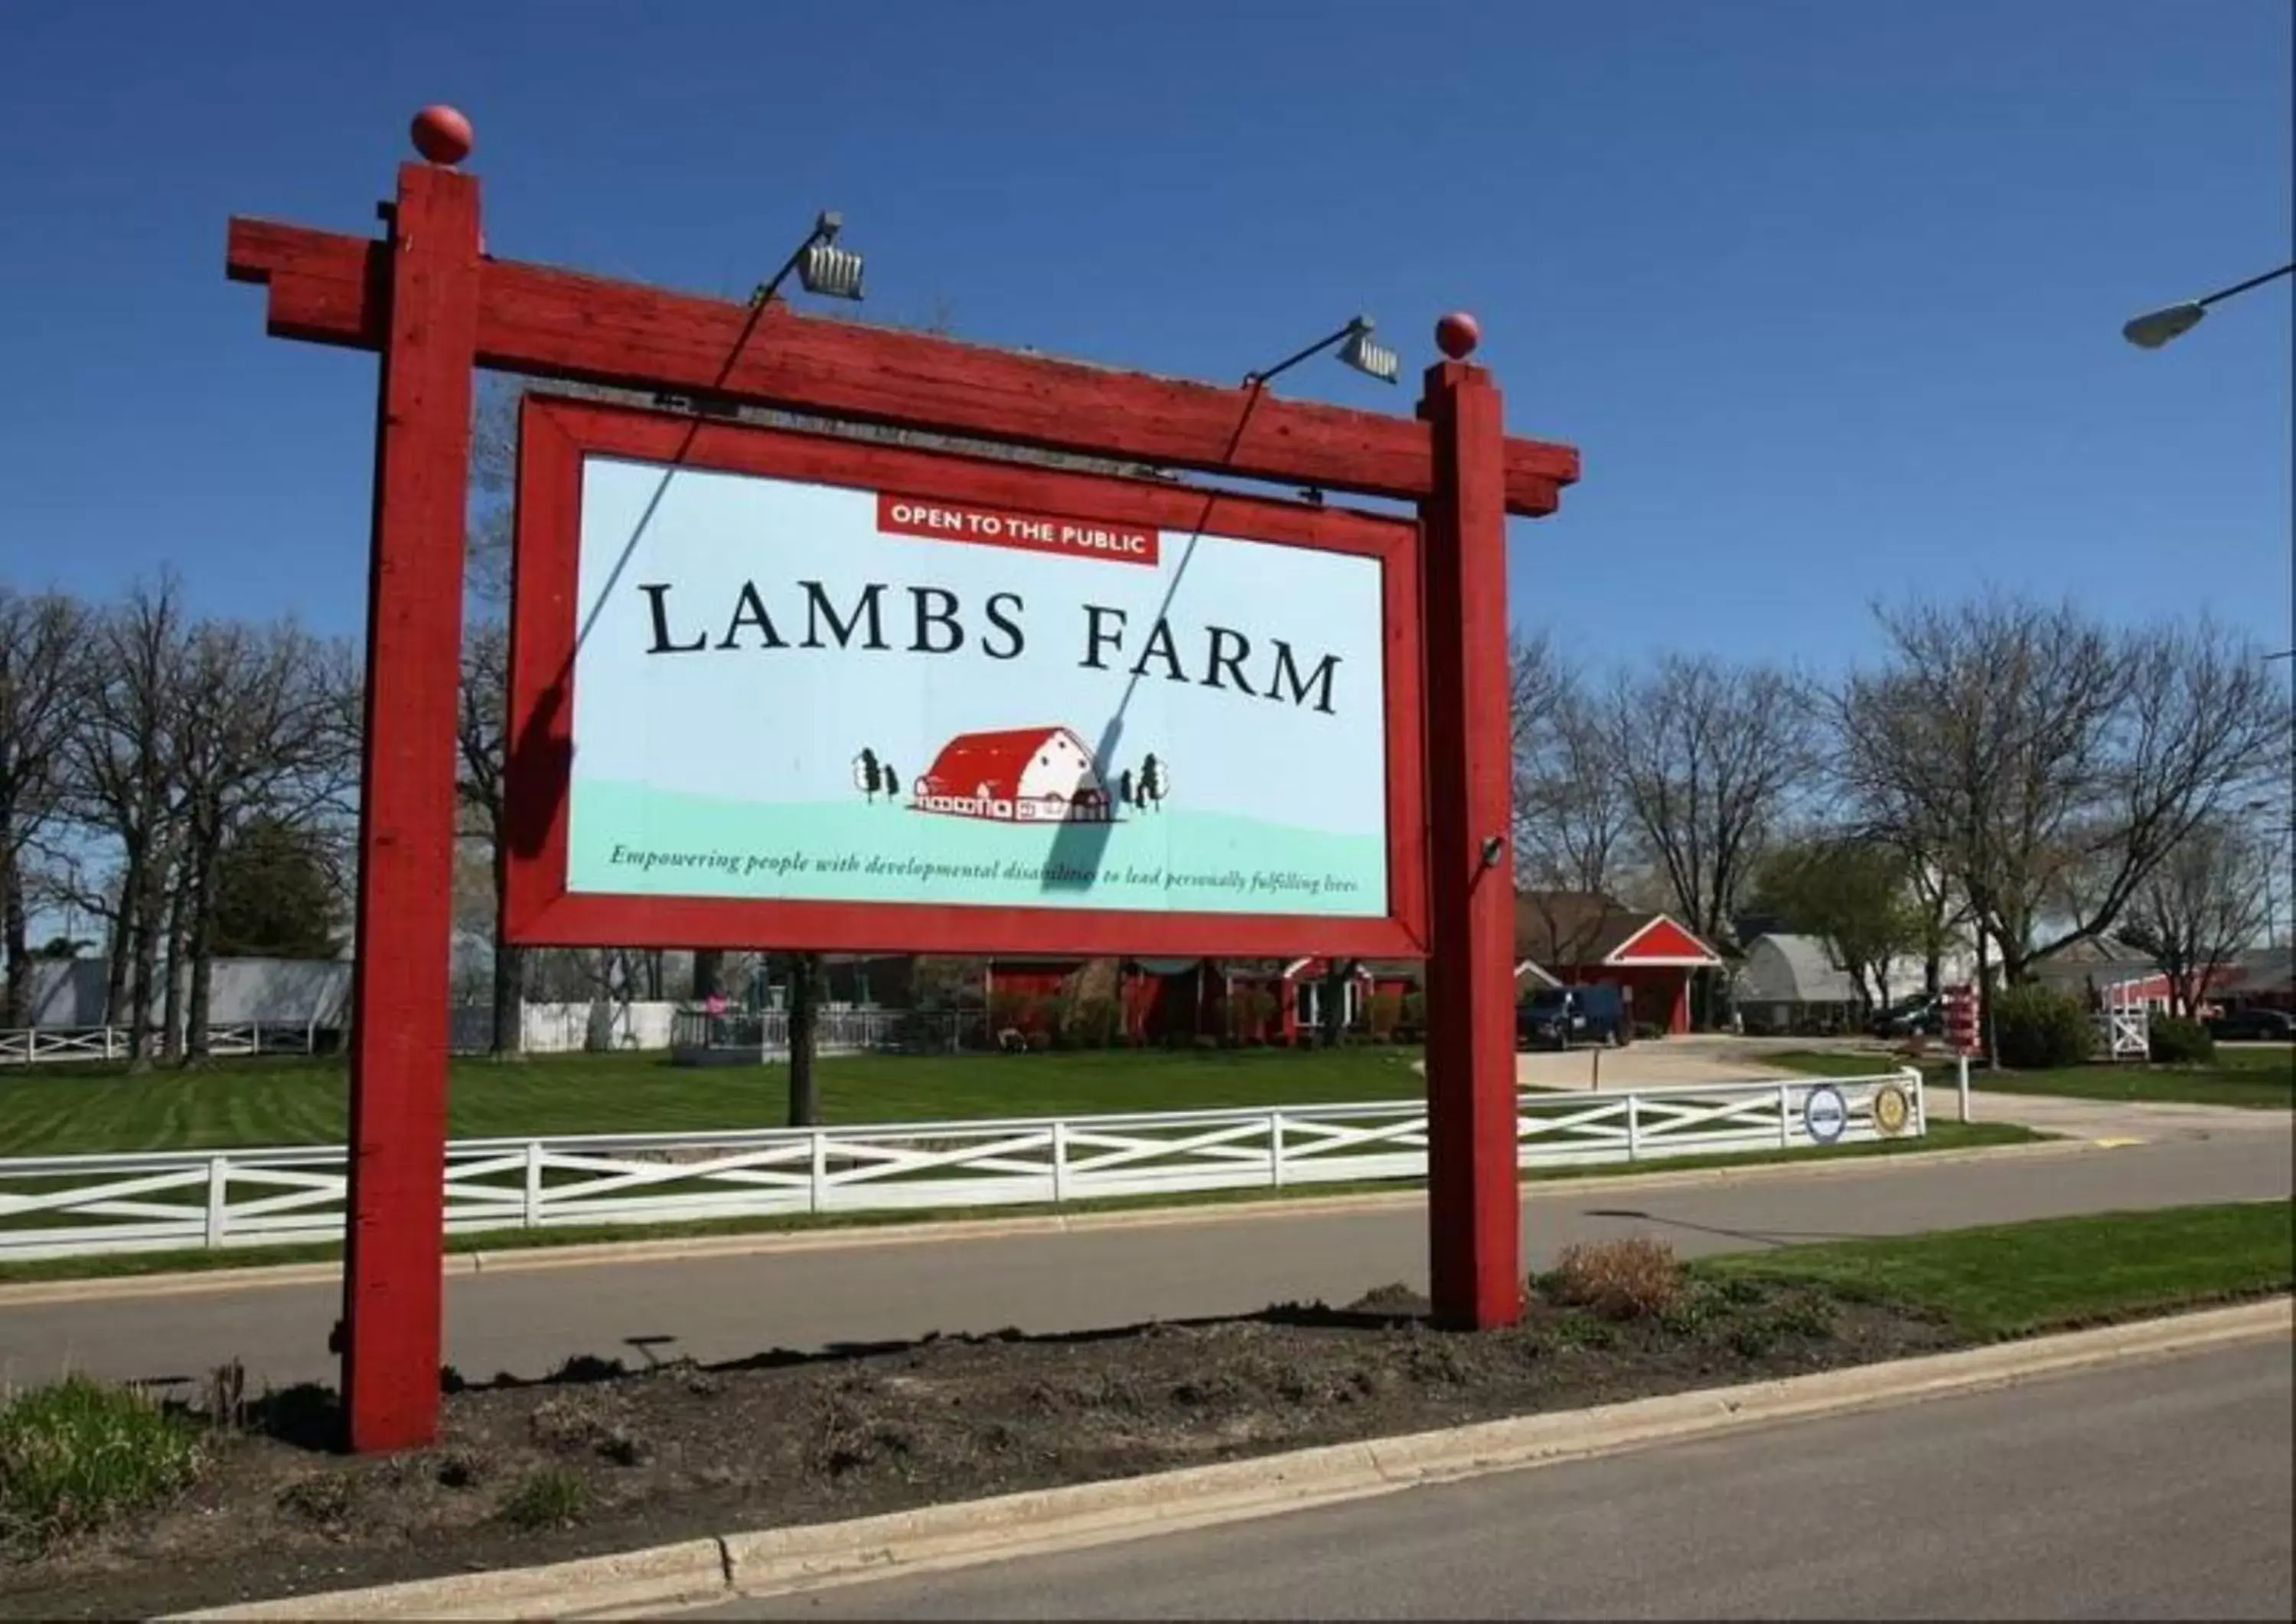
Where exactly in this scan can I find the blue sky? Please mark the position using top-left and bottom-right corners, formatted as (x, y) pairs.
(2, 0), (2288, 679)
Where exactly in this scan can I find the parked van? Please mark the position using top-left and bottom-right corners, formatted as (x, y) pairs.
(1516, 985), (1630, 1050)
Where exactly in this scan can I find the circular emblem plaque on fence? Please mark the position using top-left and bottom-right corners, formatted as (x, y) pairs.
(1872, 1083), (1912, 1137)
(1803, 1084), (1848, 1146)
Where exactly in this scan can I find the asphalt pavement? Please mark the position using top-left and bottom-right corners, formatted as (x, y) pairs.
(0, 1127), (2285, 1394)
(702, 1337), (2296, 1620)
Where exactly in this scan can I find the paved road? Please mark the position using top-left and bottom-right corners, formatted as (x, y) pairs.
(0, 1129), (2284, 1393)
(705, 1338), (2296, 1620)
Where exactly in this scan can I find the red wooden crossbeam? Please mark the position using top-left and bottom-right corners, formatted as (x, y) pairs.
(226, 218), (1577, 517)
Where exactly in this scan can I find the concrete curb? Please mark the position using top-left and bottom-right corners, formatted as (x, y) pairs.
(170, 1295), (2290, 1621)
(0, 1136), (2095, 1309)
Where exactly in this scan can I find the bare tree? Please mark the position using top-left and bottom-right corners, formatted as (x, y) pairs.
(1507, 631), (1567, 757)
(0, 587), (90, 1027)
(1606, 655), (1815, 953)
(1838, 596), (2286, 989)
(1517, 685), (1634, 899)
(2118, 820), (2272, 1017)
(1509, 631), (1636, 898)
(456, 620), (526, 1055)
(165, 618), (349, 1061)
(67, 578), (192, 1062)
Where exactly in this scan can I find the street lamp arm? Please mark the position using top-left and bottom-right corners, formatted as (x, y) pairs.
(2193, 262), (2295, 309)
(1245, 318), (1370, 389)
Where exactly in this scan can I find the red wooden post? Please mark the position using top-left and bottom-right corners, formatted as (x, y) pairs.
(1418, 315), (1522, 1330)
(341, 140), (481, 1451)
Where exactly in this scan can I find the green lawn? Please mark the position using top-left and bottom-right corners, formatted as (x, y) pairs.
(1766, 1044), (2294, 1110)
(0, 1047), (1436, 1158)
(1699, 1199), (2294, 1338)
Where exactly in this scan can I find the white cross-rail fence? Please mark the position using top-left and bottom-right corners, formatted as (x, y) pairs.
(0, 1023), (328, 1066)
(0, 1071), (1922, 1263)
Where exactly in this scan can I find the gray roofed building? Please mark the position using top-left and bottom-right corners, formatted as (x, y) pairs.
(1733, 934), (1866, 1035)
(16, 956), (351, 1031)
(1736, 934), (1861, 1006)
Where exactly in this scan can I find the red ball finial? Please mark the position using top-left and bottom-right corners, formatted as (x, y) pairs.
(410, 105), (475, 166)
(1435, 311), (1481, 360)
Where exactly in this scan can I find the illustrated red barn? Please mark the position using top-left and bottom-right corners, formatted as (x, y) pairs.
(912, 725), (1117, 823)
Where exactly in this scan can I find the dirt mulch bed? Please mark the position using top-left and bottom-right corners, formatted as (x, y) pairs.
(2, 1277), (1958, 1620)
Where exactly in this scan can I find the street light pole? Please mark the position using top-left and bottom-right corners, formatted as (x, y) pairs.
(2122, 262), (2294, 349)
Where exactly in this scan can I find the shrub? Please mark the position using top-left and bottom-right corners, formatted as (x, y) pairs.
(2148, 1016), (2215, 1066)
(1068, 994), (1124, 1049)
(499, 1467), (589, 1531)
(1401, 992), (1427, 1035)
(0, 1376), (206, 1554)
(1991, 984), (2093, 1070)
(1542, 1238), (1684, 1321)
(984, 990), (1030, 1034)
(1367, 989), (1404, 1042)
(1226, 988), (1278, 1044)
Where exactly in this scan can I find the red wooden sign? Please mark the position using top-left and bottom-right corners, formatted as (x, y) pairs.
(225, 106), (1578, 1453)
(502, 398), (1429, 961)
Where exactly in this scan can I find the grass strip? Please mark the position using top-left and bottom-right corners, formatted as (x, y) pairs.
(1764, 1045), (2293, 1109)
(1698, 1198), (2294, 1338)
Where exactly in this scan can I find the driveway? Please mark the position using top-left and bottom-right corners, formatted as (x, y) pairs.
(1955, 1090), (2296, 1143)
(1513, 1035), (1887, 1092)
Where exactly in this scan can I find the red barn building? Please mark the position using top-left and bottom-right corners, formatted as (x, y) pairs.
(1514, 890), (1723, 1035)
(910, 726), (1115, 823)
(980, 956), (1422, 1045)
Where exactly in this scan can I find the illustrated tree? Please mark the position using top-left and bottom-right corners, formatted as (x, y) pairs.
(1137, 754), (1170, 808)
(852, 748), (884, 801)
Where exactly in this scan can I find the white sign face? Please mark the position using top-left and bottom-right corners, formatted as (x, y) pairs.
(563, 455), (1392, 917)
(1802, 1084), (1848, 1144)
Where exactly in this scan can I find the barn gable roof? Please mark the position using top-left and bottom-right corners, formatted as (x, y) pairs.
(919, 726), (1091, 797)
(1514, 890), (1722, 970)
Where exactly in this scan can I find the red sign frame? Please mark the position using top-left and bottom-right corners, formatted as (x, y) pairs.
(503, 397), (1430, 960)
(226, 109), (1578, 1452)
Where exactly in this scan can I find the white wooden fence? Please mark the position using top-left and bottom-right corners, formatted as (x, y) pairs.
(2, 1006), (913, 1063)
(0, 1071), (1921, 1262)
(0, 1023), (327, 1065)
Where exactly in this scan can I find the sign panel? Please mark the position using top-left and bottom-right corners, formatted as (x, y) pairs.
(504, 399), (1427, 957)
(1802, 1084), (1848, 1144)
